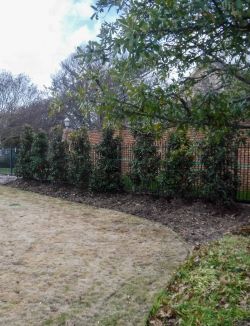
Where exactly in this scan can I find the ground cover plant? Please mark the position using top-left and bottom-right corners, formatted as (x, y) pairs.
(147, 234), (250, 326)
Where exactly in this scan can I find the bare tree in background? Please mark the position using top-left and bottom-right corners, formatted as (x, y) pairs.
(50, 46), (122, 129)
(0, 71), (40, 112)
(0, 99), (62, 146)
(0, 71), (60, 146)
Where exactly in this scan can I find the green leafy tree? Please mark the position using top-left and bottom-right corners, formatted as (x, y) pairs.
(84, 0), (249, 129)
(130, 130), (160, 192)
(48, 126), (68, 182)
(68, 127), (92, 189)
(15, 125), (34, 180)
(30, 130), (49, 181)
(90, 128), (121, 192)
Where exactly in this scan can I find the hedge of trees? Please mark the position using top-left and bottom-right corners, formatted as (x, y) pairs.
(16, 125), (122, 193)
(16, 125), (240, 205)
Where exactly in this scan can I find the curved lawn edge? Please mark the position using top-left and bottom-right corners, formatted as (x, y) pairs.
(4, 183), (190, 248)
(0, 186), (189, 325)
(6, 180), (250, 245)
(147, 234), (250, 326)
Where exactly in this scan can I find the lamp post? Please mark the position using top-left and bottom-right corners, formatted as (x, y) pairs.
(64, 117), (70, 129)
(62, 117), (71, 142)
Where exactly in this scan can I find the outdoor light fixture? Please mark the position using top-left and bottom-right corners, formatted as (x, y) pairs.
(64, 117), (70, 128)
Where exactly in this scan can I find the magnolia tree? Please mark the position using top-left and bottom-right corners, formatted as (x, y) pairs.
(79, 0), (249, 130)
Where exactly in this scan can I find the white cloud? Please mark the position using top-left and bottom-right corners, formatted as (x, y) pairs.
(0, 0), (98, 89)
(68, 1), (93, 19)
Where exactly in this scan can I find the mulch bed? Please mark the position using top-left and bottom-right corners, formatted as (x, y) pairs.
(7, 179), (250, 246)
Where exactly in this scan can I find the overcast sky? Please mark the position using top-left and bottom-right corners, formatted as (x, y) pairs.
(0, 0), (100, 89)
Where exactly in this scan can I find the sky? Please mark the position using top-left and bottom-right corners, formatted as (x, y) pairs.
(0, 0), (101, 89)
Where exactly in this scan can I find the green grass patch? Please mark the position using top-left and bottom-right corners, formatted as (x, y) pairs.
(147, 235), (250, 326)
(0, 167), (12, 175)
(43, 313), (70, 326)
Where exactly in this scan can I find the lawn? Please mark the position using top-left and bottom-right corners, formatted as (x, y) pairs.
(0, 167), (13, 175)
(147, 234), (250, 325)
(0, 186), (188, 325)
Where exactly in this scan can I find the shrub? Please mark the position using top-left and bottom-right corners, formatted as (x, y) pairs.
(30, 130), (49, 181)
(15, 125), (34, 180)
(199, 129), (239, 205)
(130, 130), (160, 192)
(159, 129), (194, 198)
(68, 127), (92, 189)
(48, 126), (68, 182)
(91, 128), (121, 192)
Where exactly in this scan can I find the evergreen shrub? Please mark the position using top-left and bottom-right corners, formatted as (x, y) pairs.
(15, 125), (34, 180)
(159, 129), (194, 198)
(48, 126), (68, 182)
(30, 130), (49, 181)
(199, 129), (240, 205)
(68, 127), (92, 189)
(130, 130), (160, 193)
(90, 128), (121, 192)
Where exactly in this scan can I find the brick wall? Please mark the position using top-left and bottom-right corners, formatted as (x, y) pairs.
(88, 129), (137, 145)
(87, 128), (205, 146)
(238, 140), (250, 194)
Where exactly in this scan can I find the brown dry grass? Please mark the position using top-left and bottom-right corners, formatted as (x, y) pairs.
(0, 186), (188, 326)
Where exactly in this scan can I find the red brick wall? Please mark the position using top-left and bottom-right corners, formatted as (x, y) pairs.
(87, 129), (136, 146)
(87, 129), (205, 146)
(88, 130), (102, 145)
(238, 139), (250, 192)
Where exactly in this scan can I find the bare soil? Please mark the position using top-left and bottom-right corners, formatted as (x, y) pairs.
(0, 186), (188, 326)
(7, 180), (250, 245)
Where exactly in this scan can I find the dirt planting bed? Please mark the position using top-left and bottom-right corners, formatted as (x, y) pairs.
(8, 179), (250, 245)
(0, 186), (188, 325)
